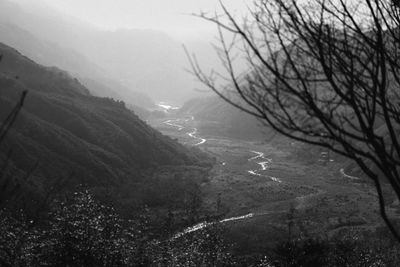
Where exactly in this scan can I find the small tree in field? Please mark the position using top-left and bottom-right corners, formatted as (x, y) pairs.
(189, 0), (400, 241)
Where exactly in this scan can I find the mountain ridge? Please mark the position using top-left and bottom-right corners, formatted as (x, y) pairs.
(0, 42), (210, 192)
(0, 20), (154, 108)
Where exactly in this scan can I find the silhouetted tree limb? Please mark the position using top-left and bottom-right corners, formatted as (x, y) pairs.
(0, 90), (29, 209)
(189, 0), (400, 241)
(0, 90), (27, 145)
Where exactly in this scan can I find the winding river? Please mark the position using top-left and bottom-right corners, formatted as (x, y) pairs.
(187, 128), (207, 146)
(247, 151), (282, 183)
(164, 119), (184, 131)
(171, 150), (285, 240)
(162, 117), (337, 239)
(163, 117), (289, 239)
(163, 117), (207, 146)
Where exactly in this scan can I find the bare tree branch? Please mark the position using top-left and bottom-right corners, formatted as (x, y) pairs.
(190, 0), (400, 242)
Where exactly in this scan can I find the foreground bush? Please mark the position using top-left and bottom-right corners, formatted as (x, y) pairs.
(0, 191), (233, 266)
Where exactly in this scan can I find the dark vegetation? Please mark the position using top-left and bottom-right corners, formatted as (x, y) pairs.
(2, 182), (400, 266)
(0, 39), (215, 249)
(1, 0), (400, 263)
(0, 42), (212, 205)
(2, 42), (395, 266)
(0, 43), (231, 266)
(0, 190), (236, 267)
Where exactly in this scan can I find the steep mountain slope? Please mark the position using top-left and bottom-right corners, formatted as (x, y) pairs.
(0, 21), (154, 109)
(0, 43), (208, 190)
(0, 0), (212, 104)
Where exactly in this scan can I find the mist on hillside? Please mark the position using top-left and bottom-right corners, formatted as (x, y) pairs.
(1, 0), (400, 266)
(0, 0), (237, 106)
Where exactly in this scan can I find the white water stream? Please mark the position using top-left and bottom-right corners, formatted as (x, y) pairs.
(164, 119), (184, 131)
(247, 151), (282, 183)
(163, 117), (207, 146)
(187, 128), (207, 146)
(172, 213), (254, 240)
(157, 102), (180, 111)
(340, 168), (360, 180)
(171, 149), (285, 239)
(161, 114), (361, 240)
(162, 117), (335, 239)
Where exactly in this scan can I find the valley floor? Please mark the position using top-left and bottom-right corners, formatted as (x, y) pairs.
(150, 115), (399, 254)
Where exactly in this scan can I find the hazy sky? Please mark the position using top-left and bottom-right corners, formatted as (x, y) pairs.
(40, 0), (248, 40)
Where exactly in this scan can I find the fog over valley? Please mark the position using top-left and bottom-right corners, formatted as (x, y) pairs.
(1, 0), (400, 266)
(0, 0), (239, 105)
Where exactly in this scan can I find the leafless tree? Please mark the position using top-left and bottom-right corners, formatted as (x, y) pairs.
(188, 0), (400, 241)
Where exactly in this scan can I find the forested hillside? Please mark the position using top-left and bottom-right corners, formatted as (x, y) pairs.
(0, 0), (212, 104)
(0, 43), (210, 196)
